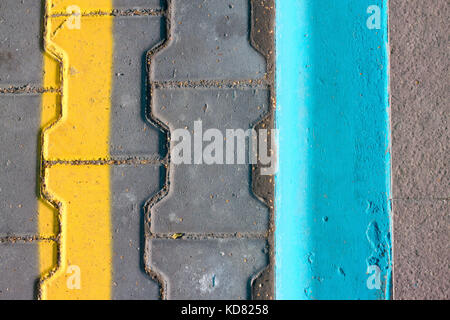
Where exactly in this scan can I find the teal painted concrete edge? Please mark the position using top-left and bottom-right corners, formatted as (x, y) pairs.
(275, 0), (392, 299)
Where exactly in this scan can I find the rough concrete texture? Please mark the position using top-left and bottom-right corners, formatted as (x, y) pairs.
(391, 0), (449, 299)
(393, 200), (449, 299)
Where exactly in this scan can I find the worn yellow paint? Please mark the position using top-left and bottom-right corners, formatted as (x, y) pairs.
(39, 0), (113, 300)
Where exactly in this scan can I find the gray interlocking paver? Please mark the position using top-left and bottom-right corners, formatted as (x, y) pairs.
(111, 164), (161, 299)
(111, 16), (164, 157)
(152, 0), (266, 81)
(0, 1), (43, 298)
(149, 238), (268, 299)
(0, 242), (40, 300)
(151, 88), (269, 233)
(147, 0), (271, 299)
(0, 0), (42, 86)
(111, 14), (165, 299)
(0, 95), (41, 235)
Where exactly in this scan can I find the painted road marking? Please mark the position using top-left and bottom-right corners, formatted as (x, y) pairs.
(39, 0), (113, 299)
(275, 0), (392, 299)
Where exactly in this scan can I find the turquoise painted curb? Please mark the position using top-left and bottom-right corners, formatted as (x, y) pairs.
(275, 0), (392, 299)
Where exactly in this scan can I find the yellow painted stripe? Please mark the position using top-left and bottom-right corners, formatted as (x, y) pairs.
(39, 0), (113, 300)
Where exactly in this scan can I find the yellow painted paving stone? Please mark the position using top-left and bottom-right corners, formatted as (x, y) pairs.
(42, 15), (113, 160)
(40, 165), (111, 299)
(39, 0), (113, 300)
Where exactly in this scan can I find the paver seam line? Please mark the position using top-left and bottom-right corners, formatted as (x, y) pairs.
(248, 0), (276, 300)
(246, 110), (275, 206)
(140, 0), (175, 301)
(250, 116), (275, 301)
(0, 236), (56, 244)
(149, 232), (268, 240)
(0, 81), (269, 95)
(48, 8), (165, 18)
(42, 156), (167, 168)
(38, 175), (63, 301)
(151, 79), (269, 89)
(0, 86), (61, 94)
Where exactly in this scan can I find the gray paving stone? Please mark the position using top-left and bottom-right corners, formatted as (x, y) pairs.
(149, 239), (268, 299)
(0, 95), (40, 235)
(152, 0), (266, 81)
(393, 200), (449, 299)
(111, 164), (161, 300)
(151, 88), (269, 233)
(0, 242), (39, 300)
(111, 16), (164, 157)
(0, 0), (42, 86)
